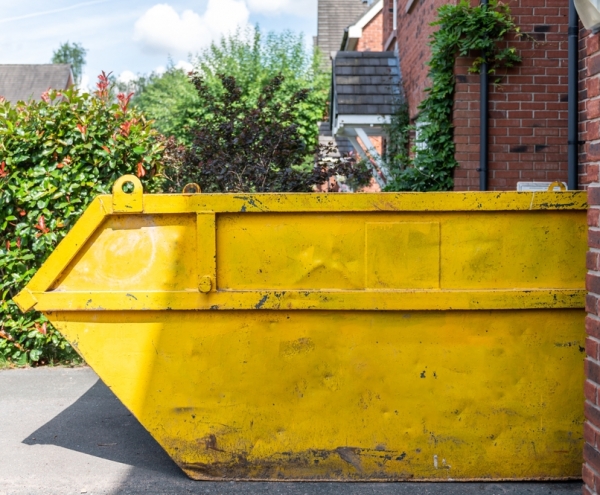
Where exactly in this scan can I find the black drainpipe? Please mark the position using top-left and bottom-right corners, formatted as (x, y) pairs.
(479, 0), (489, 191)
(568, 0), (579, 190)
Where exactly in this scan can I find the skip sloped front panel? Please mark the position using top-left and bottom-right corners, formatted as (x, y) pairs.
(53, 214), (198, 292)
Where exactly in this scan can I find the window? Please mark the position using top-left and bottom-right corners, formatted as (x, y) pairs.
(414, 120), (429, 152)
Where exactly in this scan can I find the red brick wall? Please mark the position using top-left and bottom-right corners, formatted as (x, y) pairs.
(383, 0), (573, 191)
(356, 10), (384, 52)
(452, 0), (570, 191)
(586, 184), (600, 494)
(451, 63), (481, 190)
(580, 31), (600, 188)
(581, 24), (600, 495)
(395, 0), (451, 120)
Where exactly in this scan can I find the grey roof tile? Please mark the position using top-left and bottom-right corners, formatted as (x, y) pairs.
(337, 94), (393, 105)
(335, 65), (398, 76)
(333, 51), (402, 116)
(336, 51), (392, 58)
(336, 75), (399, 86)
(0, 65), (73, 103)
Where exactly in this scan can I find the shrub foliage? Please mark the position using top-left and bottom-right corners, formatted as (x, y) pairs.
(0, 73), (164, 366)
(165, 74), (371, 193)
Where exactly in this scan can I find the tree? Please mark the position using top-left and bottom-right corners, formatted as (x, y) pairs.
(122, 65), (199, 144)
(196, 27), (329, 152)
(51, 42), (87, 86)
(164, 73), (371, 193)
(132, 27), (329, 149)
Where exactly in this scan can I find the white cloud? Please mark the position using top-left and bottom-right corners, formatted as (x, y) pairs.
(175, 60), (193, 73)
(117, 70), (136, 84)
(246, 0), (317, 17)
(133, 1), (250, 56)
(79, 73), (91, 92)
(148, 61), (192, 77)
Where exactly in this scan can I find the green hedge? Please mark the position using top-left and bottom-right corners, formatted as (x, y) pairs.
(0, 74), (164, 366)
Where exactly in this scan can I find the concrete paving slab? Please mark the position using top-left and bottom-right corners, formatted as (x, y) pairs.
(0, 367), (583, 495)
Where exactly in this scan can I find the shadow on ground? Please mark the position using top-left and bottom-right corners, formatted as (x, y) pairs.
(21, 378), (182, 478)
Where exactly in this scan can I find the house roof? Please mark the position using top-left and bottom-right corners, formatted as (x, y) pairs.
(0, 64), (73, 103)
(342, 0), (384, 51)
(333, 51), (401, 117)
(331, 51), (402, 140)
(316, 0), (372, 61)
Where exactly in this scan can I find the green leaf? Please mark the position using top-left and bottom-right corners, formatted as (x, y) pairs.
(29, 349), (42, 361)
(0, 82), (163, 366)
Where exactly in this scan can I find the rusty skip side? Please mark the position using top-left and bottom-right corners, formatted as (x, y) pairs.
(14, 176), (588, 481)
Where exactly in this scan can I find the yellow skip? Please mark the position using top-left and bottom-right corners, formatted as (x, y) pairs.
(15, 176), (587, 480)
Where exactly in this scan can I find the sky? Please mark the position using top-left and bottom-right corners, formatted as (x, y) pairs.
(0, 0), (318, 89)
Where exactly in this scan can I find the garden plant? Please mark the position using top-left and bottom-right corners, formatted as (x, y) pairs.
(0, 73), (165, 366)
(167, 73), (371, 193)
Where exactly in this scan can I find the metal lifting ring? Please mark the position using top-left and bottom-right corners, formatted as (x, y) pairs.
(182, 183), (202, 194)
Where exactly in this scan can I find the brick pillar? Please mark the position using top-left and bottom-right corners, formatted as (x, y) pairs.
(580, 31), (600, 188)
(585, 184), (600, 493)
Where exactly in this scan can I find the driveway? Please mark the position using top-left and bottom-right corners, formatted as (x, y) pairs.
(0, 367), (583, 495)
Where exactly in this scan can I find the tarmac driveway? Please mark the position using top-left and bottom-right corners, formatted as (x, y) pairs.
(0, 367), (584, 495)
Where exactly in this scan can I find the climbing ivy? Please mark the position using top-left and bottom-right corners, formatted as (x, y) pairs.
(382, 101), (411, 183)
(385, 0), (521, 192)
